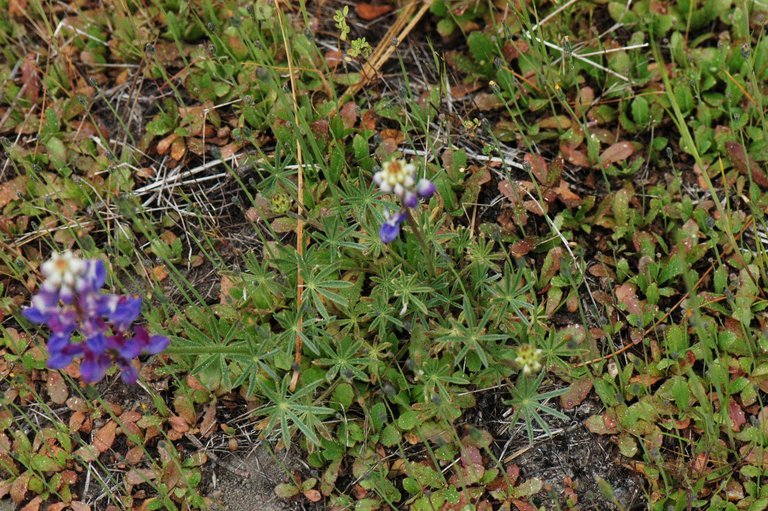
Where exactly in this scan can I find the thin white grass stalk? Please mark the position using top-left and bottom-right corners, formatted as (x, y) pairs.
(525, 0), (579, 33)
(53, 21), (109, 45)
(521, 0), (637, 82)
(534, 37), (631, 82)
(523, 188), (602, 318)
(577, 43), (649, 57)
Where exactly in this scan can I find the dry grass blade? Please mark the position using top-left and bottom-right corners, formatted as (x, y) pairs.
(273, 0), (306, 392)
(337, 0), (429, 107)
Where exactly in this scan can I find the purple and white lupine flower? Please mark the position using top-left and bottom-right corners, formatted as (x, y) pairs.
(374, 158), (437, 243)
(23, 251), (169, 384)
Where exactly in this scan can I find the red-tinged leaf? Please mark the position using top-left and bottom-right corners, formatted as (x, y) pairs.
(10, 471), (30, 504)
(599, 141), (634, 167)
(560, 144), (590, 167)
(47, 504), (67, 511)
(156, 133), (177, 155)
(584, 414), (619, 435)
(355, 2), (394, 20)
(510, 238), (535, 258)
(174, 394), (197, 425)
(0, 175), (28, 209)
(726, 401), (745, 432)
(512, 499), (538, 511)
(380, 129), (405, 146)
(20, 495), (42, 511)
(451, 82), (482, 99)
(275, 483), (300, 498)
(74, 445), (99, 462)
(474, 92), (505, 111)
(94, 420), (117, 453)
(187, 374), (207, 392)
(615, 283), (643, 316)
(498, 179), (516, 201)
(553, 181), (582, 208)
(152, 265), (168, 282)
(325, 49), (344, 67)
(462, 165), (491, 205)
(8, 0), (28, 17)
(310, 119), (329, 144)
(66, 396), (87, 412)
(560, 377), (593, 410)
(726, 480), (745, 502)
(126, 468), (156, 487)
(168, 415), (190, 433)
(46, 371), (68, 404)
(361, 110), (377, 130)
(524, 153), (548, 186)
(461, 445), (483, 467)
(627, 374), (661, 390)
(199, 398), (218, 437)
(125, 446), (145, 465)
(502, 39), (529, 61)
(304, 489), (322, 502)
(220, 142), (241, 160)
(340, 101), (358, 129)
(725, 141), (768, 188)
(507, 464), (520, 486)
(170, 137), (186, 161)
(692, 162), (709, 189)
(69, 411), (87, 433)
(21, 54), (40, 103)
(0, 480), (10, 500)
(70, 501), (91, 511)
(352, 483), (367, 499)
(576, 86), (595, 116)
(538, 115), (571, 130)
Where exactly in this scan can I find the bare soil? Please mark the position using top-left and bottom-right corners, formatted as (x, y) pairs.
(206, 444), (300, 511)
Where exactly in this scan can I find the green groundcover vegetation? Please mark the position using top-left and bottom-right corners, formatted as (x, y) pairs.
(3, 0), (768, 509)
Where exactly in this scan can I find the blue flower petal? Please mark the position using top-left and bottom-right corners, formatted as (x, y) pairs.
(403, 192), (418, 209)
(380, 210), (407, 243)
(47, 351), (75, 369)
(380, 220), (401, 243)
(80, 353), (110, 383)
(47, 332), (72, 352)
(86, 333), (107, 354)
(118, 360), (138, 384)
(145, 335), (169, 355)
(23, 306), (48, 324)
(108, 296), (142, 328)
(416, 179), (436, 199)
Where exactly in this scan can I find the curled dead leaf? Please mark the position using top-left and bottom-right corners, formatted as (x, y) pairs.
(46, 371), (68, 404)
(599, 141), (634, 167)
(355, 2), (394, 20)
(725, 141), (768, 188)
(94, 420), (117, 453)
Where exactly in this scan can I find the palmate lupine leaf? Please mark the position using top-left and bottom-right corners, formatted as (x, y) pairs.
(257, 375), (334, 447)
(169, 315), (247, 392)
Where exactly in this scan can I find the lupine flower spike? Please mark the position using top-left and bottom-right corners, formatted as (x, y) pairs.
(374, 157), (436, 243)
(515, 344), (543, 375)
(24, 251), (169, 384)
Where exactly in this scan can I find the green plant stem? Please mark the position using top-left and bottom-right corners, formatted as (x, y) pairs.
(405, 210), (435, 275)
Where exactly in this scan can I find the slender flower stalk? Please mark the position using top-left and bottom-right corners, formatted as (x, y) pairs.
(23, 251), (168, 384)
